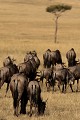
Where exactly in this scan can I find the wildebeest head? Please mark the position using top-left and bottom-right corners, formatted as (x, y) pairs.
(31, 50), (37, 57)
(3, 56), (12, 66)
(3, 56), (16, 67)
(24, 51), (33, 62)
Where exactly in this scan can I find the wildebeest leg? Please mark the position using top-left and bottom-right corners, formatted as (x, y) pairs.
(51, 78), (55, 92)
(13, 100), (19, 117)
(64, 82), (67, 93)
(20, 91), (28, 114)
(15, 100), (19, 117)
(29, 102), (33, 117)
(62, 84), (64, 93)
(0, 80), (4, 89)
(43, 60), (46, 68)
(68, 60), (70, 67)
(46, 81), (50, 91)
(69, 84), (74, 92)
(34, 104), (38, 116)
(20, 98), (27, 114)
(76, 79), (79, 92)
(40, 76), (44, 84)
(46, 76), (50, 91)
(14, 108), (16, 116)
(58, 82), (61, 92)
(5, 83), (9, 97)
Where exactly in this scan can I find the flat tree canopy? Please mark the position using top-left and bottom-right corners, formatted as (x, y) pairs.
(46, 4), (72, 13)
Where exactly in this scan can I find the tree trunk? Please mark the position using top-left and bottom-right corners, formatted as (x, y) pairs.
(54, 17), (58, 43)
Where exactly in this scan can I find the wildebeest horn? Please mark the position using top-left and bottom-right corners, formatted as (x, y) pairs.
(12, 58), (16, 62)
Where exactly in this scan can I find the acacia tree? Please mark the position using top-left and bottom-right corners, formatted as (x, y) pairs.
(46, 4), (72, 43)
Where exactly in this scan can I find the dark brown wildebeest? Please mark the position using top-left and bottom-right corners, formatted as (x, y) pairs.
(10, 73), (28, 116)
(0, 67), (10, 93)
(40, 68), (55, 91)
(3, 56), (18, 75)
(43, 49), (51, 68)
(66, 48), (76, 67)
(68, 63), (80, 92)
(31, 50), (40, 69)
(43, 49), (63, 68)
(3, 56), (17, 69)
(27, 80), (46, 116)
(19, 52), (40, 81)
(0, 62), (18, 96)
(50, 49), (62, 66)
(18, 58), (37, 81)
(52, 64), (75, 93)
(24, 50), (40, 69)
(3, 56), (12, 67)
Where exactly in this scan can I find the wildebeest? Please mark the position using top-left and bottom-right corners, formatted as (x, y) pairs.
(40, 68), (55, 91)
(3, 56), (16, 67)
(3, 56), (12, 67)
(66, 48), (76, 67)
(68, 63), (80, 92)
(24, 51), (33, 62)
(31, 50), (40, 69)
(0, 59), (18, 96)
(27, 80), (46, 116)
(3, 56), (18, 74)
(10, 73), (28, 116)
(43, 49), (63, 68)
(24, 50), (40, 69)
(50, 50), (62, 66)
(19, 51), (41, 81)
(43, 49), (51, 68)
(52, 64), (75, 93)
(0, 67), (11, 93)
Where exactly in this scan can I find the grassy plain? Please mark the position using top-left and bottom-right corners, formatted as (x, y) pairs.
(0, 0), (80, 120)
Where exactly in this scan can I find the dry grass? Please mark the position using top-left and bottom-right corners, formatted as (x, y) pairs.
(0, 0), (80, 120)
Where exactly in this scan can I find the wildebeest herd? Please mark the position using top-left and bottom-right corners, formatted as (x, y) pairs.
(0, 48), (80, 117)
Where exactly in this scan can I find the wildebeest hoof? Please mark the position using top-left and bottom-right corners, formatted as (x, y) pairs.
(14, 112), (18, 117)
(72, 90), (74, 92)
(62, 91), (66, 94)
(76, 90), (78, 92)
(5, 94), (7, 97)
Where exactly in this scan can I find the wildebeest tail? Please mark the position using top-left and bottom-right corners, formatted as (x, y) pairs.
(31, 84), (37, 104)
(13, 80), (18, 108)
